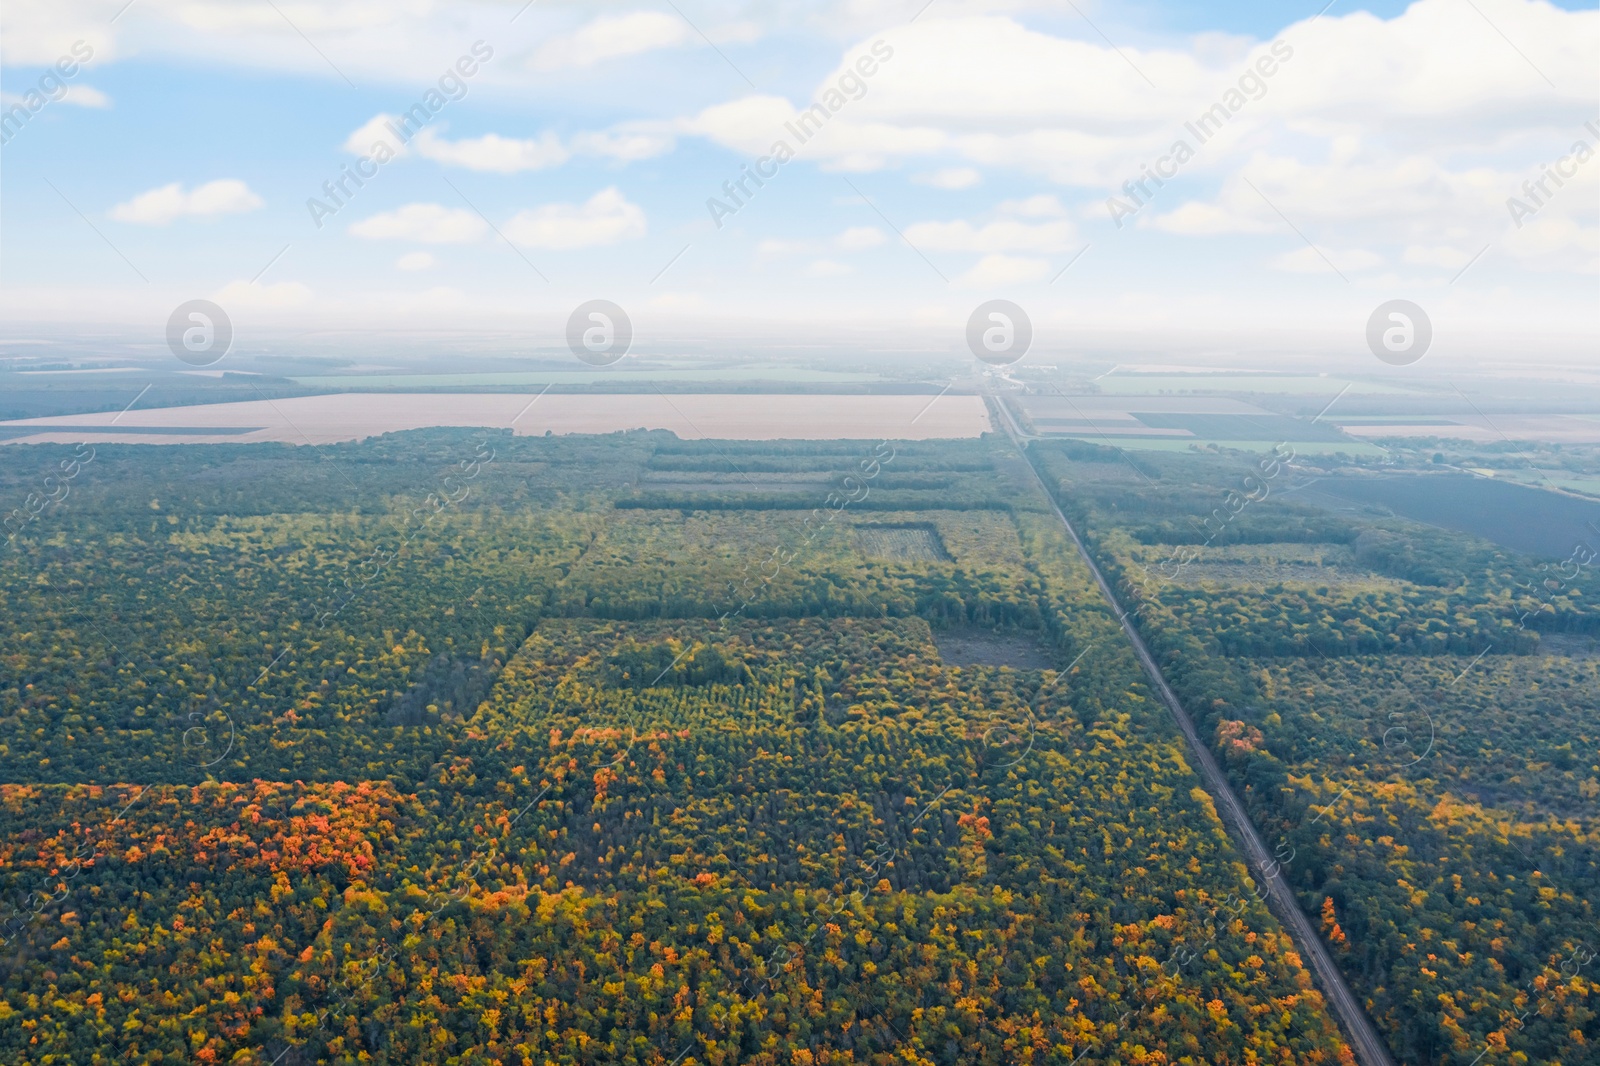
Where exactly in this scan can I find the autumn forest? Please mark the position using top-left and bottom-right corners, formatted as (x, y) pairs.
(0, 426), (1593, 1065)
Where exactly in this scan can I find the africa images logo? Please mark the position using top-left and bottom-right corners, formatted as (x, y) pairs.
(966, 300), (1033, 366)
(1365, 300), (1431, 366)
(166, 300), (234, 367)
(566, 301), (634, 366)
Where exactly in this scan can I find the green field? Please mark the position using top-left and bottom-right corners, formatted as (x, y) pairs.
(1095, 375), (1424, 396)
(1053, 435), (1389, 456)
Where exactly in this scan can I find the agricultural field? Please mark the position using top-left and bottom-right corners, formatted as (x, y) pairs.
(1033, 439), (1600, 1066)
(1294, 474), (1600, 558)
(0, 393), (990, 447)
(0, 430), (1356, 1065)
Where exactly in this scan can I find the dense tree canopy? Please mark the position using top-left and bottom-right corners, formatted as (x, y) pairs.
(0, 432), (1354, 1064)
(1033, 440), (1599, 1066)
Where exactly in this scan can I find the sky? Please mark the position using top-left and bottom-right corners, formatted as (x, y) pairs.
(0, 0), (1596, 361)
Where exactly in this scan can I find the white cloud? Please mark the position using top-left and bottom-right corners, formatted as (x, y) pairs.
(1269, 246), (1384, 274)
(710, 19), (762, 45)
(904, 214), (1076, 253)
(168, 1), (433, 36)
(0, 78), (108, 119)
(835, 226), (885, 250)
(1403, 245), (1473, 269)
(504, 187), (646, 250)
(348, 203), (486, 244)
(531, 11), (689, 71)
(109, 179), (263, 224)
(213, 278), (313, 309)
(62, 84), (108, 107)
(570, 124), (677, 162)
(1146, 152), (1530, 250)
(1504, 214), (1600, 272)
(6, 0), (1599, 334)
(956, 253), (1049, 288)
(756, 238), (813, 257)
(1147, 200), (1274, 236)
(806, 259), (853, 277)
(914, 167), (982, 190)
(396, 251), (435, 271)
(999, 194), (1068, 218)
(0, 1), (699, 96)
(684, 20), (1185, 181)
(344, 113), (408, 158)
(412, 128), (569, 173)
(905, 197), (1077, 260)
(347, 114), (564, 174)
(0, 6), (114, 65)
(755, 228), (884, 257)
(681, 96), (796, 155)
(342, 115), (670, 174)
(685, 3), (1596, 201)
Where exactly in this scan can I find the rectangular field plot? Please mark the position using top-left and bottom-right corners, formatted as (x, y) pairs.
(0, 392), (992, 446)
(1134, 543), (1407, 589)
(931, 626), (1057, 669)
(853, 523), (952, 561)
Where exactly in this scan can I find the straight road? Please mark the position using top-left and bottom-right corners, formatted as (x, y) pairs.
(994, 396), (1399, 1066)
